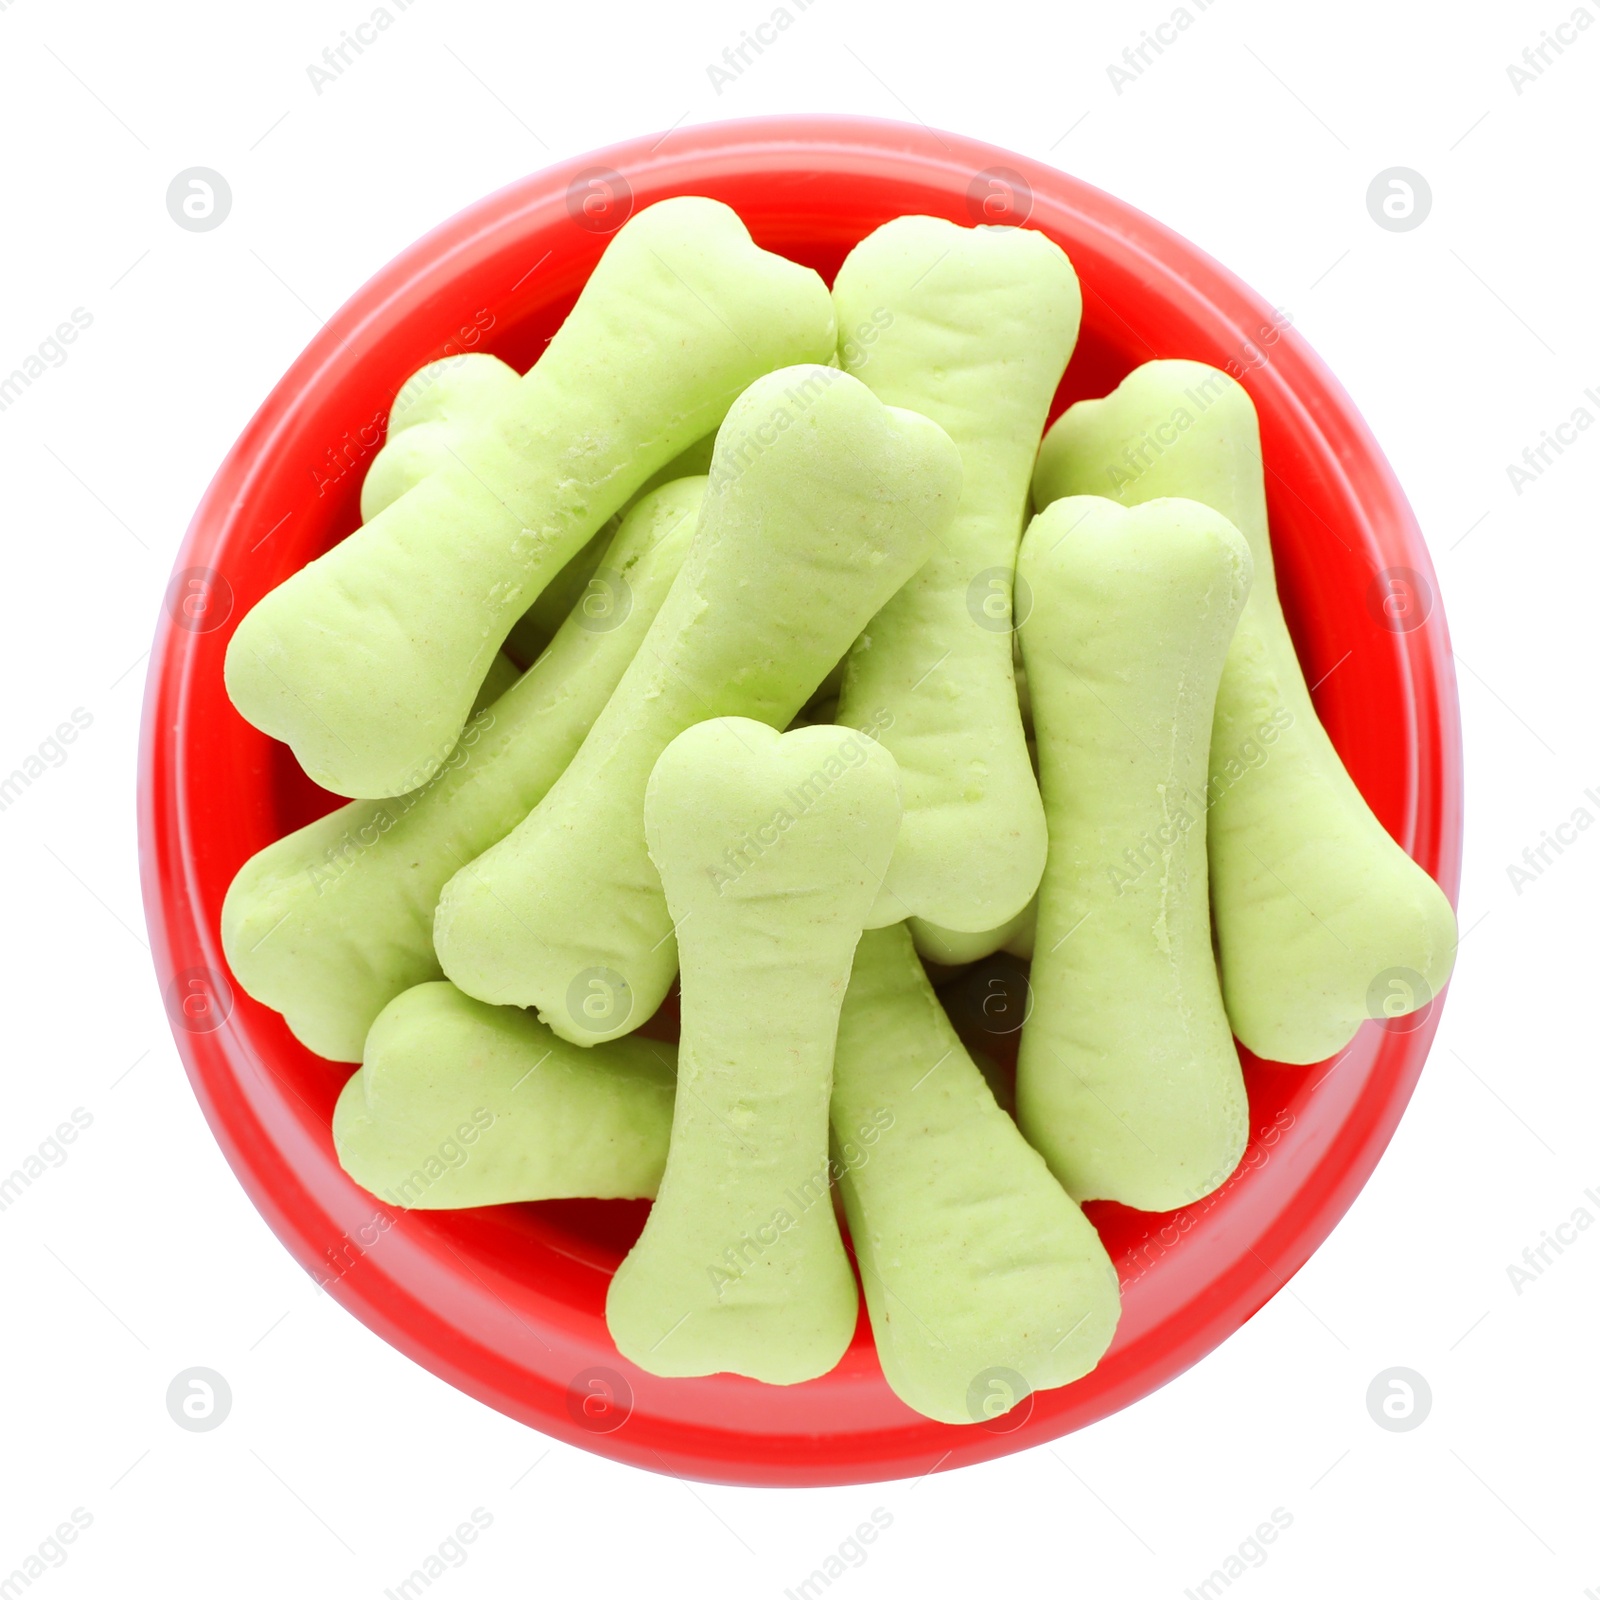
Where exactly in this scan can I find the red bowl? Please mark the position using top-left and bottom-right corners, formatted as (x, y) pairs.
(139, 115), (1461, 1486)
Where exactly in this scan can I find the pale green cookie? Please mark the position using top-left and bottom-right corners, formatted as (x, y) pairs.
(908, 902), (1035, 967)
(359, 354), (524, 699)
(334, 982), (675, 1207)
(1033, 361), (1457, 1063)
(832, 216), (1080, 932)
(630, 428), (717, 501)
(357, 351), (617, 674)
(605, 717), (900, 1383)
(832, 925), (1121, 1424)
(504, 432), (719, 668)
(221, 478), (703, 1062)
(226, 197), (836, 798)
(359, 352), (522, 522)
(434, 364), (962, 1044)
(501, 523), (614, 670)
(1016, 495), (1252, 1208)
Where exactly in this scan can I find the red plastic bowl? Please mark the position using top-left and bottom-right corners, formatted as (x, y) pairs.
(139, 115), (1461, 1486)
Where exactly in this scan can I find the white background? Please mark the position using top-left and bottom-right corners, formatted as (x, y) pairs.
(1, 0), (1595, 1594)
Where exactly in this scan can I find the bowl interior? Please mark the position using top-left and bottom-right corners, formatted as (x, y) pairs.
(141, 117), (1460, 1486)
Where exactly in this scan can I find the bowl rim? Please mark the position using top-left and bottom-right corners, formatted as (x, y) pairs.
(138, 112), (1462, 1487)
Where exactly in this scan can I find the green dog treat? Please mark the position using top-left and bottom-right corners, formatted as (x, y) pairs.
(360, 356), (527, 695)
(908, 901), (1035, 968)
(221, 478), (703, 1062)
(605, 717), (900, 1383)
(434, 365), (961, 1044)
(501, 523), (613, 670)
(226, 197), (836, 799)
(503, 433), (719, 668)
(334, 982), (675, 1207)
(357, 351), (612, 674)
(359, 353), (522, 522)
(630, 428), (718, 501)
(1033, 361), (1457, 1063)
(832, 925), (1121, 1424)
(832, 216), (1081, 932)
(1016, 495), (1252, 1209)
